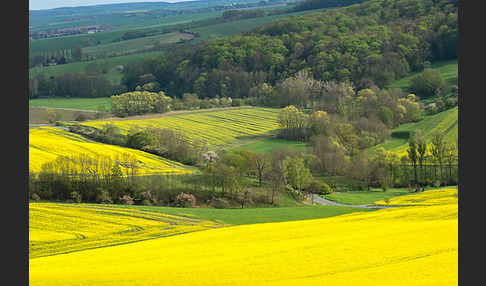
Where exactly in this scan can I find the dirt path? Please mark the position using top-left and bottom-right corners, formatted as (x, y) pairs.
(299, 191), (396, 209)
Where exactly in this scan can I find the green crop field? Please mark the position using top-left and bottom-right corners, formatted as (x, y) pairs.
(83, 32), (194, 56)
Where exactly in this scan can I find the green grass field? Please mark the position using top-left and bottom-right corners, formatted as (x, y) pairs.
(29, 97), (111, 111)
(104, 203), (370, 225)
(323, 188), (413, 205)
(387, 59), (458, 91)
(227, 138), (307, 154)
(29, 51), (163, 83)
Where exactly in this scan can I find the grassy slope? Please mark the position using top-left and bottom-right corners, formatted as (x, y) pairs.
(387, 59), (458, 91)
(365, 106), (458, 157)
(30, 188), (458, 285)
(323, 187), (412, 205)
(226, 138), (307, 154)
(29, 51), (162, 83)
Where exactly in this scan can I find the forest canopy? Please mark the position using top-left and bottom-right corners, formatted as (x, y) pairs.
(117, 0), (457, 100)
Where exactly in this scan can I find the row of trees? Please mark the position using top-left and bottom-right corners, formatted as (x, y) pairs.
(29, 45), (84, 68)
(69, 123), (211, 166)
(29, 71), (119, 99)
(407, 130), (458, 186)
(28, 143), (333, 208)
(29, 133), (458, 208)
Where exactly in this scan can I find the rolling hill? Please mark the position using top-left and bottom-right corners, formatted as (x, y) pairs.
(29, 126), (192, 174)
(29, 187), (458, 285)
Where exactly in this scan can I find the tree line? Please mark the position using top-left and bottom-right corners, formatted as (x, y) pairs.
(29, 125), (457, 207)
(28, 143), (332, 208)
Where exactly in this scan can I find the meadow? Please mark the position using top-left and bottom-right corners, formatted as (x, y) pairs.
(29, 97), (111, 111)
(29, 187), (458, 285)
(29, 126), (191, 175)
(83, 106), (281, 146)
(29, 51), (163, 83)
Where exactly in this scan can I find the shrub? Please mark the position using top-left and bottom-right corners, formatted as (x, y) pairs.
(212, 198), (230, 209)
(306, 179), (333, 195)
(44, 108), (63, 123)
(126, 131), (158, 149)
(74, 111), (90, 121)
(410, 68), (444, 98)
(174, 192), (196, 208)
(119, 195), (134, 205)
(71, 191), (82, 203)
(97, 188), (113, 204)
(32, 193), (40, 203)
(231, 98), (243, 107)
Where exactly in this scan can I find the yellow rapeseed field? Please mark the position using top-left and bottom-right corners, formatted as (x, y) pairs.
(30, 188), (457, 285)
(83, 107), (280, 146)
(29, 203), (225, 259)
(29, 127), (191, 175)
(375, 187), (458, 206)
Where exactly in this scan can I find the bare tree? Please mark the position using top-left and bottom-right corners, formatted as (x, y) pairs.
(238, 188), (253, 209)
(252, 152), (270, 186)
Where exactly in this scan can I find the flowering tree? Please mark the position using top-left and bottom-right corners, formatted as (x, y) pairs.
(174, 192), (196, 208)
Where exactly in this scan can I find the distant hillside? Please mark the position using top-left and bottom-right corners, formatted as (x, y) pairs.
(29, 1), (174, 16)
(134, 0), (457, 98)
(292, 0), (367, 12)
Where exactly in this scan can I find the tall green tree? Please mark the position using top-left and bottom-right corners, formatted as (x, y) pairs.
(444, 140), (458, 185)
(251, 152), (270, 187)
(430, 131), (445, 185)
(416, 131), (427, 185)
(407, 133), (419, 185)
(277, 105), (308, 141)
(283, 156), (312, 192)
